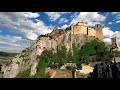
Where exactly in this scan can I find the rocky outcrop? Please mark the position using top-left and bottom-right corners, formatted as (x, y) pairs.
(3, 37), (57, 78)
(3, 30), (97, 78)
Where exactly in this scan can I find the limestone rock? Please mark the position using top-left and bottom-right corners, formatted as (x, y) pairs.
(3, 31), (96, 78)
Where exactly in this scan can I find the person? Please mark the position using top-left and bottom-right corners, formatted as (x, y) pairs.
(72, 65), (76, 78)
(117, 62), (120, 78)
(93, 65), (98, 78)
(97, 64), (102, 78)
(111, 62), (118, 78)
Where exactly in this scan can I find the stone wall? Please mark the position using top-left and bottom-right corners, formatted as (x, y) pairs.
(88, 28), (96, 37)
(111, 37), (119, 48)
(111, 37), (120, 51)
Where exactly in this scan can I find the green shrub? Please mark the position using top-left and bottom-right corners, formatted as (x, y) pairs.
(45, 72), (51, 78)
(77, 63), (82, 70)
(66, 66), (72, 70)
(16, 68), (31, 78)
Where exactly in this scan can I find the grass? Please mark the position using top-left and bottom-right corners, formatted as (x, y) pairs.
(16, 68), (31, 78)
(76, 72), (87, 78)
(16, 59), (49, 78)
(52, 68), (87, 78)
(33, 59), (48, 78)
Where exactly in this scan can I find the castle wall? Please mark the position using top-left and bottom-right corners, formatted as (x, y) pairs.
(71, 22), (103, 41)
(72, 25), (87, 35)
(88, 28), (96, 37)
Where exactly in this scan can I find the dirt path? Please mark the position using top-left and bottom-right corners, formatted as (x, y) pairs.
(54, 69), (72, 78)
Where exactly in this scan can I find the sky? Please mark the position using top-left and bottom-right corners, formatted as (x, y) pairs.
(0, 12), (120, 53)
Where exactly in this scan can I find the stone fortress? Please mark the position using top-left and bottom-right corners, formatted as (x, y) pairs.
(51, 21), (120, 51)
(71, 22), (103, 41)
(51, 22), (103, 42)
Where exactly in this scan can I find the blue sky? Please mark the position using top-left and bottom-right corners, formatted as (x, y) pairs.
(0, 12), (120, 53)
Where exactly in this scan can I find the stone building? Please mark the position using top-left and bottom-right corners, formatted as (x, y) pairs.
(51, 21), (103, 42)
(71, 22), (103, 41)
(111, 37), (120, 51)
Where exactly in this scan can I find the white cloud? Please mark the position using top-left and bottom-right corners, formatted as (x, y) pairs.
(114, 31), (120, 39)
(112, 12), (118, 14)
(61, 24), (69, 29)
(103, 27), (120, 44)
(45, 12), (71, 21)
(103, 27), (114, 38)
(0, 35), (33, 53)
(25, 12), (40, 18)
(0, 12), (52, 40)
(111, 12), (120, 23)
(58, 18), (69, 24)
(0, 41), (8, 44)
(26, 31), (38, 40)
(45, 12), (61, 21)
(108, 22), (112, 24)
(116, 20), (120, 23)
(70, 12), (106, 26)
(103, 38), (112, 44)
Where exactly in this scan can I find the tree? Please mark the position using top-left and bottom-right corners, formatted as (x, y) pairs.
(78, 39), (112, 63)
(57, 45), (67, 64)
(72, 43), (79, 63)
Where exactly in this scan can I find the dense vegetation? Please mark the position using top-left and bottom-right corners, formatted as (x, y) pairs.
(16, 39), (114, 78)
(37, 33), (53, 40)
(36, 39), (113, 71)
(78, 39), (113, 64)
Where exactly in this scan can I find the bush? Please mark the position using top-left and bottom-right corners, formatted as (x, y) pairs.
(48, 63), (57, 69)
(66, 66), (72, 70)
(36, 58), (48, 77)
(49, 35), (53, 39)
(77, 63), (82, 70)
(45, 72), (51, 78)
(16, 68), (31, 78)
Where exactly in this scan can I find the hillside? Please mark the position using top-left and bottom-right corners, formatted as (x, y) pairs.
(0, 51), (18, 65)
(2, 22), (110, 78)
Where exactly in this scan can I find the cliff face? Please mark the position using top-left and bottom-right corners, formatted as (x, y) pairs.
(3, 37), (57, 78)
(3, 31), (96, 78)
